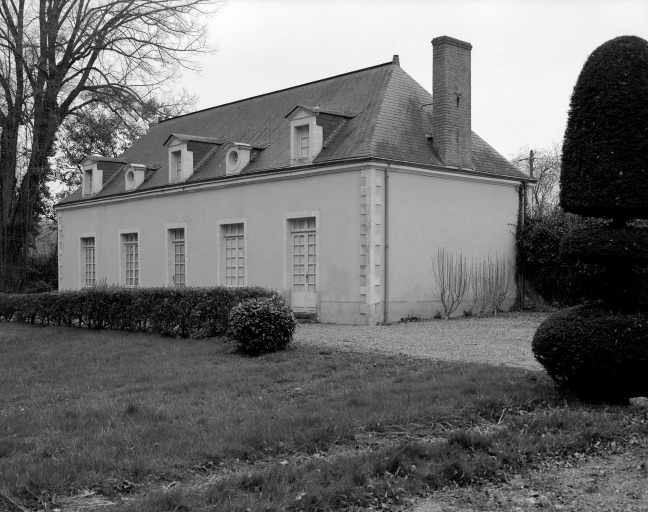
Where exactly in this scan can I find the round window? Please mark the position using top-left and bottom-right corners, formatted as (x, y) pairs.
(126, 170), (135, 188)
(228, 150), (239, 168)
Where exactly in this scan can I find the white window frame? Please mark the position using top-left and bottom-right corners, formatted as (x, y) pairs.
(165, 222), (188, 287)
(282, 211), (320, 309)
(78, 232), (97, 288)
(173, 150), (182, 181)
(85, 170), (93, 196)
(216, 217), (247, 286)
(287, 108), (323, 165)
(165, 138), (194, 183)
(118, 228), (141, 287)
(297, 125), (310, 158)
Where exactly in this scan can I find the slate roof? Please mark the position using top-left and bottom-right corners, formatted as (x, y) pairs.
(59, 60), (528, 206)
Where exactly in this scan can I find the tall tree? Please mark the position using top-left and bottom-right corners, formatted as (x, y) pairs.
(50, 97), (192, 206)
(0, 0), (221, 290)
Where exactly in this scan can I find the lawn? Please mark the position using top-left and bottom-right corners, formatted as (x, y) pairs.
(0, 322), (646, 511)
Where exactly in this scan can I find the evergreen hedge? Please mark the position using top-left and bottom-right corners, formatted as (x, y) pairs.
(560, 226), (648, 263)
(532, 305), (648, 400)
(561, 36), (648, 218)
(0, 286), (278, 338)
(516, 209), (604, 305)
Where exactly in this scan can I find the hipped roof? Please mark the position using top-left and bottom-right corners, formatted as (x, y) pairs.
(59, 60), (527, 205)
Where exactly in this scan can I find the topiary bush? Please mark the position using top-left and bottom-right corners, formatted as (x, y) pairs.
(561, 36), (648, 219)
(532, 305), (648, 400)
(227, 296), (297, 355)
(534, 35), (648, 402)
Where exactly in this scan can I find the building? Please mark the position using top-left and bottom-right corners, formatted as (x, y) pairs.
(56, 36), (530, 325)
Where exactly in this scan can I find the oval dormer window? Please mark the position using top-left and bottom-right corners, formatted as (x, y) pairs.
(226, 148), (241, 175)
(126, 170), (135, 190)
(229, 150), (239, 168)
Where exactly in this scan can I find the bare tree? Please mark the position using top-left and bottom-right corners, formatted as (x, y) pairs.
(511, 143), (562, 216)
(430, 247), (470, 319)
(470, 257), (490, 316)
(0, 0), (222, 290)
(484, 253), (513, 316)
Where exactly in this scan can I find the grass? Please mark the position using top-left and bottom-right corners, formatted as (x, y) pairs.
(0, 321), (646, 511)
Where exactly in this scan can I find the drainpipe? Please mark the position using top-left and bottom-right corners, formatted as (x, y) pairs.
(384, 162), (390, 324)
(517, 179), (527, 310)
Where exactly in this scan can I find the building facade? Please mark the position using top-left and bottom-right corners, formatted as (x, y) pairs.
(57, 36), (531, 325)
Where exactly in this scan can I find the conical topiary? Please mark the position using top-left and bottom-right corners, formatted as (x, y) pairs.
(532, 36), (648, 401)
(560, 36), (648, 220)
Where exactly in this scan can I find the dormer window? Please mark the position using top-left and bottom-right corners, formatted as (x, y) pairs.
(285, 107), (324, 165)
(79, 156), (105, 197)
(124, 164), (147, 191)
(173, 151), (182, 180)
(163, 135), (195, 184)
(224, 142), (252, 175)
(228, 149), (239, 168)
(297, 125), (310, 158)
(84, 169), (93, 196)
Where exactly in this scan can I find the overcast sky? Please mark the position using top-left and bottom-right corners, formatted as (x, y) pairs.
(177, 0), (648, 160)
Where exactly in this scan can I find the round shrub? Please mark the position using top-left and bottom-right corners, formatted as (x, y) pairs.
(227, 297), (297, 355)
(561, 36), (648, 218)
(532, 305), (648, 401)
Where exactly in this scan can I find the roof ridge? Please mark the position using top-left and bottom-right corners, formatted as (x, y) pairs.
(159, 61), (394, 124)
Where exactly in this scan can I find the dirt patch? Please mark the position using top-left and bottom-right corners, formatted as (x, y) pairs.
(409, 440), (648, 512)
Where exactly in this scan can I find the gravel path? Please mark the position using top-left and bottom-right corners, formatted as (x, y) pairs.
(293, 312), (549, 370)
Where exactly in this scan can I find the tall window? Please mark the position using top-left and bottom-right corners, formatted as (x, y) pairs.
(224, 223), (245, 286)
(171, 228), (185, 287)
(84, 169), (93, 196)
(288, 216), (317, 312)
(173, 151), (182, 180)
(297, 125), (309, 158)
(82, 237), (96, 287)
(123, 233), (139, 287)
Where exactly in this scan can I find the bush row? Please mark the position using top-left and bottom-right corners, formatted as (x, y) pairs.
(0, 285), (279, 338)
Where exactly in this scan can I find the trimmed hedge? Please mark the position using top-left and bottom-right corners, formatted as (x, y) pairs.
(561, 36), (648, 218)
(0, 286), (279, 338)
(532, 305), (648, 401)
(516, 209), (604, 305)
(227, 297), (297, 355)
(560, 226), (648, 263)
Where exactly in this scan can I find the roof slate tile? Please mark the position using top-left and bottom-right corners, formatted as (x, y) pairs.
(59, 61), (526, 206)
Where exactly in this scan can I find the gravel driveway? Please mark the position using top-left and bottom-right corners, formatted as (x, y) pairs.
(293, 312), (549, 370)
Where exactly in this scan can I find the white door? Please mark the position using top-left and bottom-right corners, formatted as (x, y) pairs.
(292, 220), (317, 312)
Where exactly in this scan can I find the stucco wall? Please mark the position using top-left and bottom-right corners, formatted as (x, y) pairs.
(58, 169), (366, 324)
(57, 164), (521, 325)
(385, 169), (519, 321)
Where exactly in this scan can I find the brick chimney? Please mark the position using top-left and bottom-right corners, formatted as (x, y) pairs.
(431, 36), (472, 169)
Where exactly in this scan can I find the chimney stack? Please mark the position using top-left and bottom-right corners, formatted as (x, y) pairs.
(431, 36), (472, 169)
